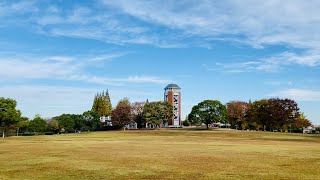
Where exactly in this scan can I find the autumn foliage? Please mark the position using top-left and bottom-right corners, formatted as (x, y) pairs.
(225, 98), (311, 131)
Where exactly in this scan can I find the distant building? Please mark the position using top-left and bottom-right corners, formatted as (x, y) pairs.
(164, 84), (181, 127)
(124, 121), (138, 130)
(303, 126), (315, 134)
(100, 116), (112, 126)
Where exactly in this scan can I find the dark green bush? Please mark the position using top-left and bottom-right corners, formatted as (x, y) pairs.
(19, 132), (36, 136)
(44, 132), (55, 135)
(291, 129), (303, 133)
(183, 119), (190, 126)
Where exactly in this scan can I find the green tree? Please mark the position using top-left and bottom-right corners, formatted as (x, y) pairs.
(249, 100), (270, 131)
(47, 118), (60, 133)
(182, 116), (191, 126)
(54, 114), (75, 133)
(143, 101), (173, 128)
(189, 100), (227, 129)
(73, 114), (85, 132)
(29, 115), (47, 134)
(17, 116), (29, 136)
(0, 97), (22, 138)
(82, 111), (100, 131)
(160, 101), (174, 126)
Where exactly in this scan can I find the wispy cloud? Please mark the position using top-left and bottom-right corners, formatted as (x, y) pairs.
(264, 80), (293, 86)
(89, 52), (129, 62)
(213, 50), (320, 73)
(3, 0), (320, 51)
(0, 1), (37, 17)
(102, 0), (320, 51)
(0, 85), (96, 118)
(0, 84), (155, 118)
(0, 52), (171, 85)
(68, 75), (171, 86)
(126, 76), (172, 84)
(0, 56), (78, 79)
(270, 89), (320, 101)
(33, 6), (184, 47)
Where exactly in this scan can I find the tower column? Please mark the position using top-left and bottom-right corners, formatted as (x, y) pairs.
(164, 84), (181, 127)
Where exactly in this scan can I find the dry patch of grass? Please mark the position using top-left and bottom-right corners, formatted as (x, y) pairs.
(0, 129), (319, 179)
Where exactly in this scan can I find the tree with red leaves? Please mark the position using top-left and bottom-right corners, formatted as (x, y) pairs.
(111, 98), (132, 128)
(226, 101), (249, 129)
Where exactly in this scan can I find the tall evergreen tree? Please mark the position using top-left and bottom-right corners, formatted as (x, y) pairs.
(92, 93), (99, 113)
(105, 90), (112, 116)
(91, 90), (112, 117)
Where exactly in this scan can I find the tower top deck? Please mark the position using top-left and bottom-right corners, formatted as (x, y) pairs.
(164, 84), (181, 90)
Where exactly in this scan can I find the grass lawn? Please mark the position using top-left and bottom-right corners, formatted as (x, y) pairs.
(0, 129), (319, 179)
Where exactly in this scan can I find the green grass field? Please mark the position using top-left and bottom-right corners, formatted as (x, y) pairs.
(0, 129), (319, 179)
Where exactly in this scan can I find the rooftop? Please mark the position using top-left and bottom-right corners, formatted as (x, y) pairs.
(164, 84), (181, 90)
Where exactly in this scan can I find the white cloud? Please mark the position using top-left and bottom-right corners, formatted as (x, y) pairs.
(68, 75), (171, 86)
(37, 7), (98, 26)
(0, 85), (96, 118)
(0, 1), (37, 17)
(0, 85), (155, 118)
(126, 75), (172, 84)
(0, 53), (171, 85)
(264, 81), (293, 86)
(0, 57), (77, 79)
(283, 51), (320, 67)
(33, 6), (173, 47)
(101, 0), (320, 50)
(47, 5), (59, 13)
(4, 0), (320, 51)
(47, 26), (184, 48)
(270, 89), (320, 101)
(89, 52), (128, 62)
(214, 50), (320, 73)
(2, 0), (320, 51)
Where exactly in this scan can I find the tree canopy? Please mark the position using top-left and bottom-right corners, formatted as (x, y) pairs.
(82, 110), (101, 131)
(226, 101), (249, 129)
(189, 100), (227, 129)
(0, 97), (21, 138)
(111, 98), (132, 127)
(131, 102), (145, 128)
(246, 98), (300, 131)
(143, 101), (173, 128)
(29, 115), (47, 133)
(54, 114), (76, 132)
(92, 90), (112, 117)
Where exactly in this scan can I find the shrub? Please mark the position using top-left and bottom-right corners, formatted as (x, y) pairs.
(45, 132), (55, 135)
(291, 129), (303, 133)
(19, 132), (36, 136)
(183, 119), (190, 126)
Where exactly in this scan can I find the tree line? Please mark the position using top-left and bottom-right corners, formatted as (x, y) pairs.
(0, 94), (315, 138)
(187, 98), (312, 132)
(0, 91), (173, 137)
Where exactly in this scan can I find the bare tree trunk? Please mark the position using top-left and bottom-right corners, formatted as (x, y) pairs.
(2, 130), (5, 138)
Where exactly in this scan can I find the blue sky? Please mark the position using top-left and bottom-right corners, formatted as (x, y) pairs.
(0, 0), (320, 124)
